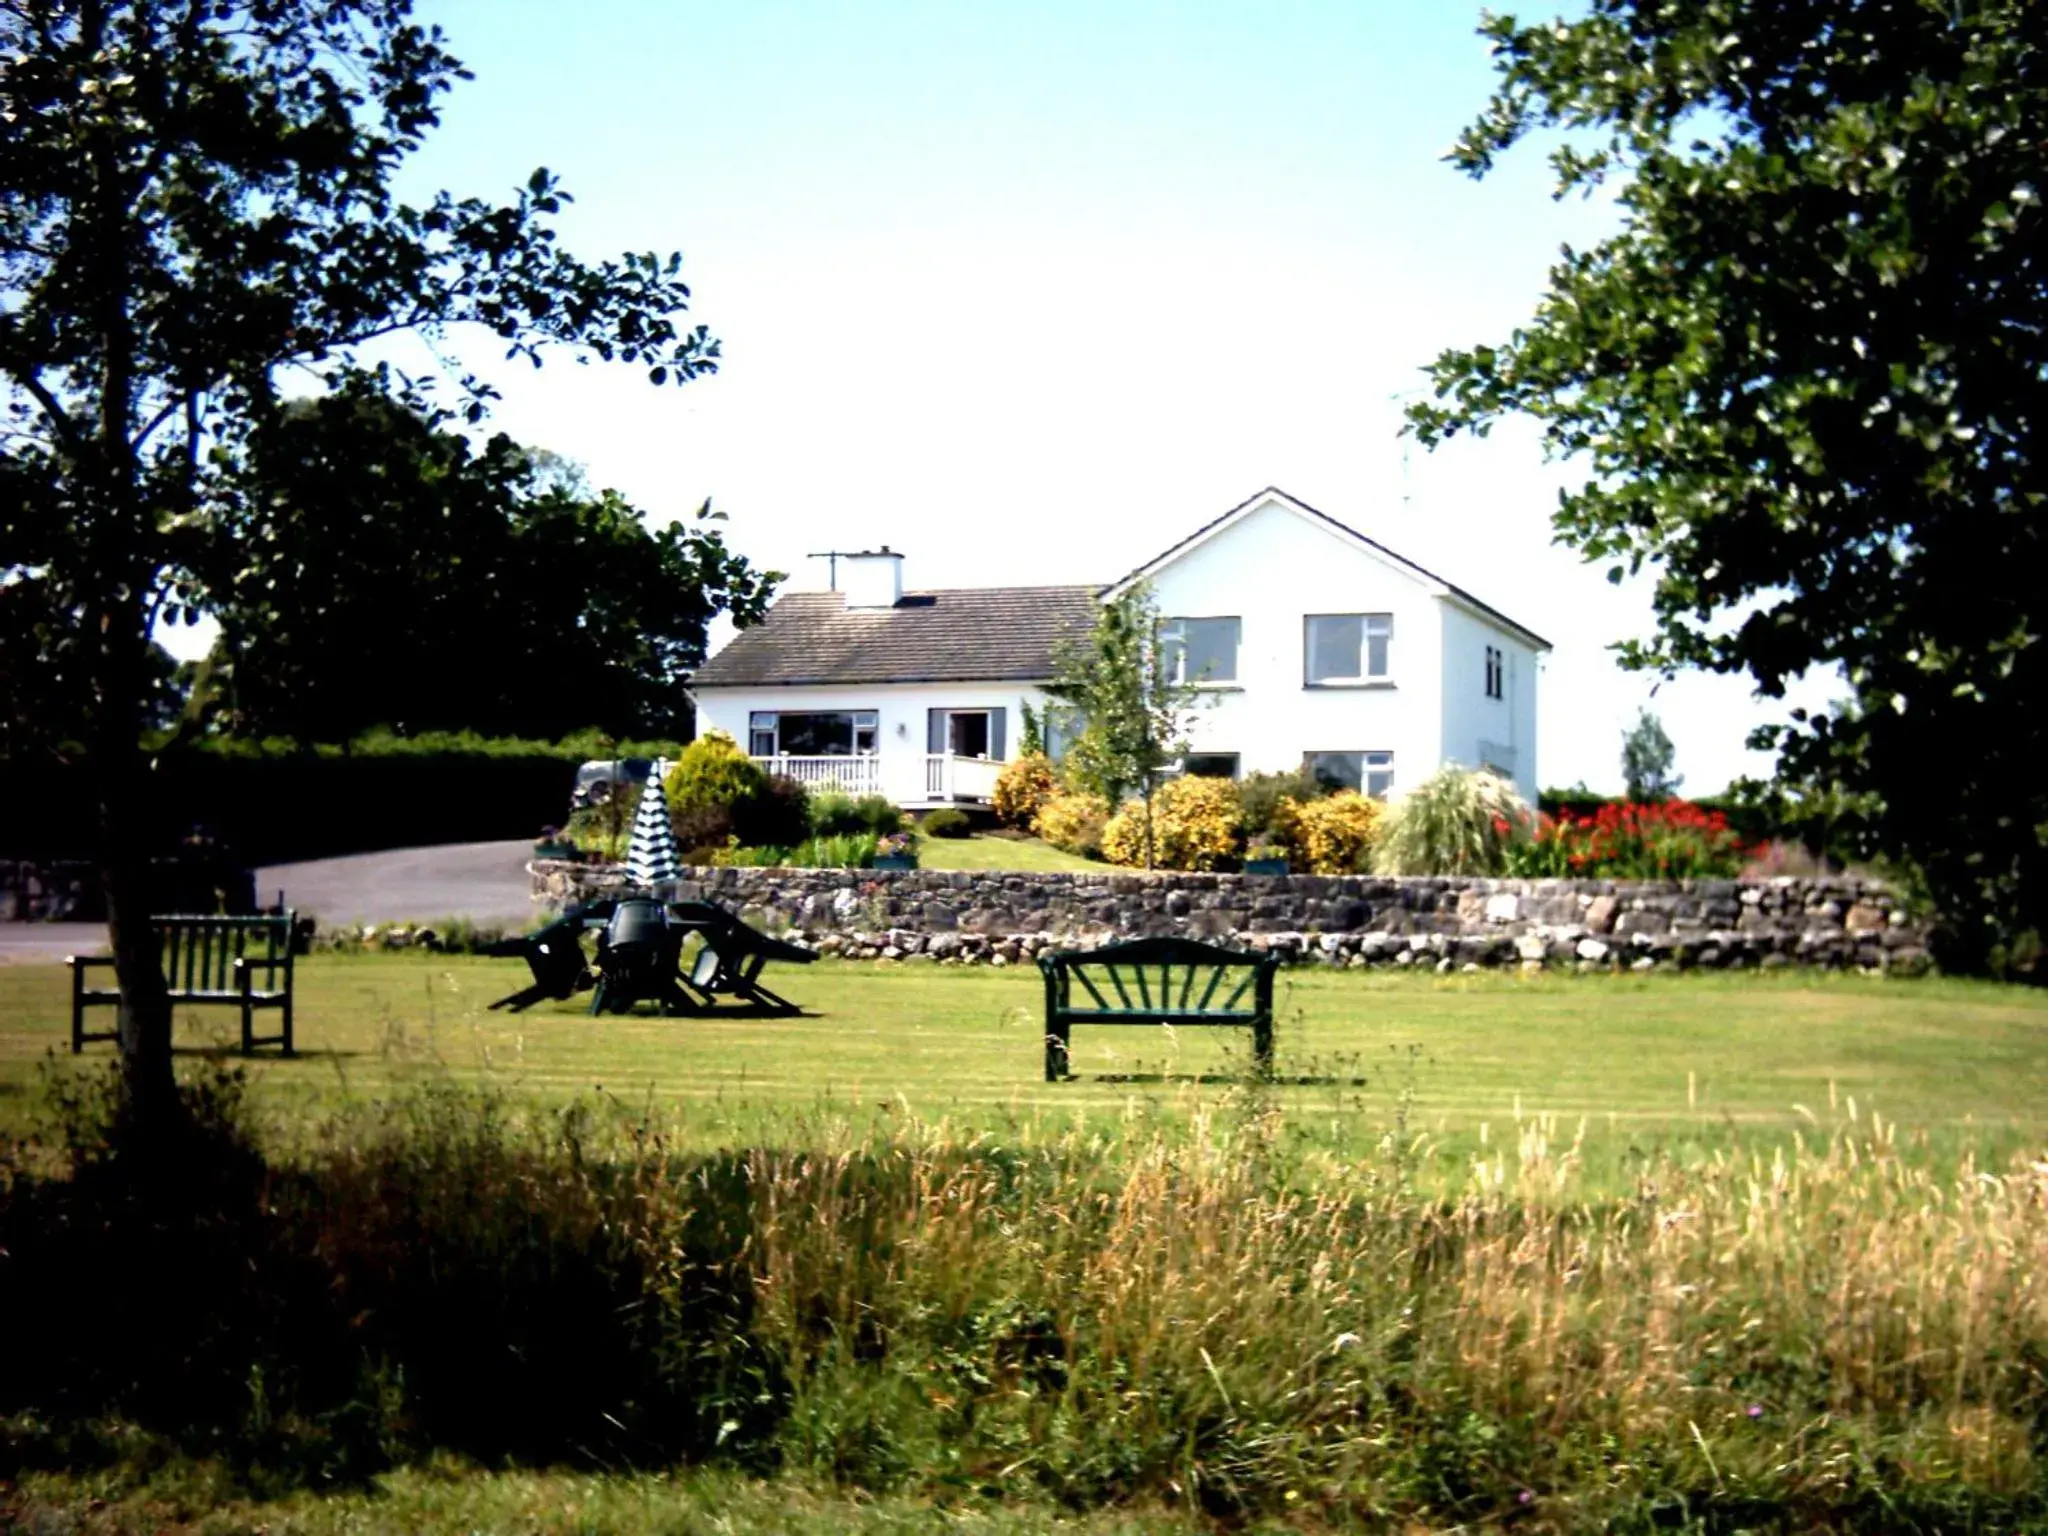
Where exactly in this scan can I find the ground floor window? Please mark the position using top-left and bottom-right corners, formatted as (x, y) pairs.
(748, 710), (878, 757)
(1305, 749), (1394, 798)
(1181, 753), (1240, 779)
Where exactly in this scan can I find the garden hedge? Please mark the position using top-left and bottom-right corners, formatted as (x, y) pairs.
(0, 733), (682, 865)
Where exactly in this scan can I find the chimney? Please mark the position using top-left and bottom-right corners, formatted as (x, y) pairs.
(841, 546), (904, 610)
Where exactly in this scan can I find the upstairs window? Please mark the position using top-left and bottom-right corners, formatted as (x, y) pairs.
(1305, 614), (1392, 684)
(1161, 616), (1240, 685)
(1484, 645), (1504, 700)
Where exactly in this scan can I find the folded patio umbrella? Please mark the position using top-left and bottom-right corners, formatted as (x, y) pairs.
(623, 759), (681, 890)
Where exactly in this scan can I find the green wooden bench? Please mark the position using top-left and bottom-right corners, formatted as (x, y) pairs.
(1037, 935), (1279, 1082)
(71, 911), (299, 1056)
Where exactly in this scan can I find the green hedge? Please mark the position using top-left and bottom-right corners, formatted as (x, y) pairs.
(1, 732), (686, 865)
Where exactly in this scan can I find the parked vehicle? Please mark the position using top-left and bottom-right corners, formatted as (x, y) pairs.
(570, 757), (655, 811)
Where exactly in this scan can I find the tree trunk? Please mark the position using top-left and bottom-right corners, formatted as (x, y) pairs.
(93, 609), (178, 1124)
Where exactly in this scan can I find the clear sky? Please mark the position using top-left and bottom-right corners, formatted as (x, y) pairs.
(342, 0), (1834, 792)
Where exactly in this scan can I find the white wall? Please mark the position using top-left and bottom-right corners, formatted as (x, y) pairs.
(1142, 496), (1444, 792)
(692, 681), (1041, 804)
(1436, 601), (1541, 803)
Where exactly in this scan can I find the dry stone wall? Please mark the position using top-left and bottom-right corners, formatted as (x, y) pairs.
(529, 861), (1931, 974)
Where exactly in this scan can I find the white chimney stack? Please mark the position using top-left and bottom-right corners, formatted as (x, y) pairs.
(841, 546), (904, 610)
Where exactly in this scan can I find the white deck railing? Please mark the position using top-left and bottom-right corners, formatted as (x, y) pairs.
(752, 755), (882, 796)
(925, 753), (1004, 802)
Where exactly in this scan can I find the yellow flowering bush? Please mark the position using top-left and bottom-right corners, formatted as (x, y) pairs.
(1101, 775), (1242, 871)
(1275, 790), (1381, 874)
(992, 751), (1059, 829)
(1032, 789), (1112, 858)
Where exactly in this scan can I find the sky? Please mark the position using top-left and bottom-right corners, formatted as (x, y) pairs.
(296, 0), (1836, 792)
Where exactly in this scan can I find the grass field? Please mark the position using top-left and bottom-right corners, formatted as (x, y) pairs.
(6, 954), (2046, 1177)
(913, 832), (1101, 871)
(10, 957), (2048, 1532)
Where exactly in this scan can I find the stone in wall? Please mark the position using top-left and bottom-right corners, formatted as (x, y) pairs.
(527, 860), (1933, 975)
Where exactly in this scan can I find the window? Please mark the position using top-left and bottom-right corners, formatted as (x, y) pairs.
(1162, 616), (1240, 684)
(747, 710), (878, 757)
(1305, 614), (1392, 684)
(1181, 753), (1240, 779)
(1304, 750), (1395, 799)
(1484, 645), (1504, 700)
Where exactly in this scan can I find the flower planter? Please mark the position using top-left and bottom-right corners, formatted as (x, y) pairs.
(872, 854), (918, 871)
(1242, 857), (1290, 877)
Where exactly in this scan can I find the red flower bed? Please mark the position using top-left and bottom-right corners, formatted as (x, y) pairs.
(1503, 800), (1749, 880)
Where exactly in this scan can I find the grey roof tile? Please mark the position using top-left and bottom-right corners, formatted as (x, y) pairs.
(690, 586), (1102, 688)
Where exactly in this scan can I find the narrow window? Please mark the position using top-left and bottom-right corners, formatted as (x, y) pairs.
(1181, 753), (1241, 779)
(748, 711), (777, 757)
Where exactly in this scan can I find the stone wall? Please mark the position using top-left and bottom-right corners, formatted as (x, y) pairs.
(529, 861), (1931, 974)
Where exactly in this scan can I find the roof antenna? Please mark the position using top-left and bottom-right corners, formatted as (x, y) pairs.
(807, 549), (862, 590)
(1389, 387), (1423, 510)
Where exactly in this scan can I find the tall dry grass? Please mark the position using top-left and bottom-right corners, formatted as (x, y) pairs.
(737, 1095), (2048, 1522)
(4, 1070), (2045, 1528)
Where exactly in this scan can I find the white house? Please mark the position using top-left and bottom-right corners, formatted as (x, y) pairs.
(687, 488), (1549, 807)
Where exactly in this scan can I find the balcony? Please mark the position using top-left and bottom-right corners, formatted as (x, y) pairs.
(925, 752), (1003, 803)
(750, 754), (883, 796)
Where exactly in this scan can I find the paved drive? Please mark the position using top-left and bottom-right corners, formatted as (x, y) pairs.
(257, 839), (539, 928)
(0, 840), (540, 961)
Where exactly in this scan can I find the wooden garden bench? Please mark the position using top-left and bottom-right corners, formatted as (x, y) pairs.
(1037, 935), (1279, 1082)
(70, 911), (299, 1056)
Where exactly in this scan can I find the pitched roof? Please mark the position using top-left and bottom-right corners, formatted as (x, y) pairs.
(690, 586), (1102, 688)
(1102, 487), (1553, 651)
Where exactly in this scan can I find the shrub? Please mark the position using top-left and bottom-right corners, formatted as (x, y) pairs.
(1275, 790), (1381, 874)
(1101, 775), (1241, 871)
(921, 806), (973, 839)
(1503, 800), (1749, 879)
(664, 732), (768, 815)
(1373, 766), (1534, 876)
(1238, 767), (1326, 837)
(852, 794), (904, 837)
(992, 752), (1059, 829)
(737, 774), (811, 849)
(672, 800), (737, 857)
(1032, 789), (1111, 858)
(714, 833), (880, 869)
(807, 792), (865, 838)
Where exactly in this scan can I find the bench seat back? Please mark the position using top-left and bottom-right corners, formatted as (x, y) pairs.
(153, 913), (296, 996)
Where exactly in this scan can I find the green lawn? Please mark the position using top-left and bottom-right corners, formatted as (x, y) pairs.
(6, 955), (2046, 1175)
(913, 831), (1101, 871)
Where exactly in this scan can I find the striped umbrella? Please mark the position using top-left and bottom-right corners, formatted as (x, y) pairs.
(623, 759), (681, 890)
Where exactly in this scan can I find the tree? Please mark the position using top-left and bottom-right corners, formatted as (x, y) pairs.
(0, 0), (725, 1116)
(1043, 586), (1202, 869)
(201, 381), (774, 742)
(1620, 708), (1681, 803)
(1408, 1), (2048, 969)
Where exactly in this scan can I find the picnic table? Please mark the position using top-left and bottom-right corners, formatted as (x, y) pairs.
(486, 897), (815, 1017)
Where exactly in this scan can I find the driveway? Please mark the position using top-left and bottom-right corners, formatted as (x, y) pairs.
(257, 839), (540, 928)
(0, 923), (106, 965)
(0, 840), (540, 957)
